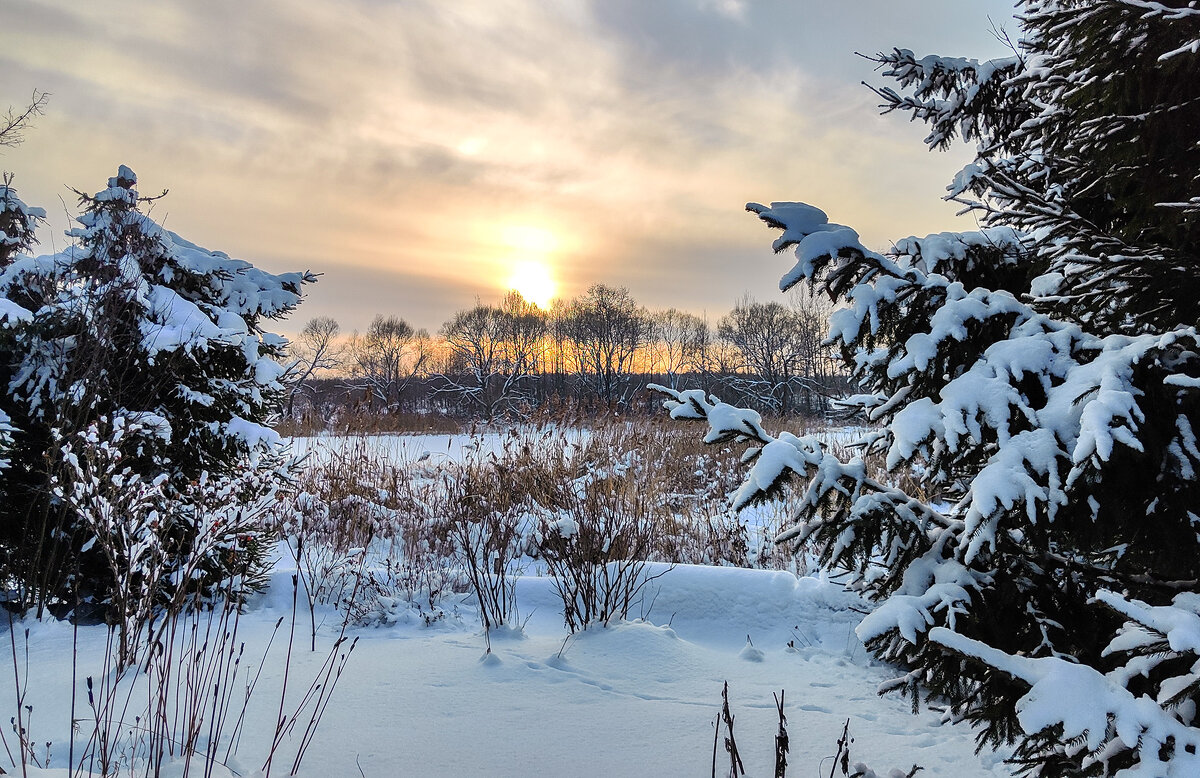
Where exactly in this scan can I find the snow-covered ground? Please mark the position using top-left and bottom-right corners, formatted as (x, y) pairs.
(3, 562), (1011, 777)
(1, 431), (1012, 777)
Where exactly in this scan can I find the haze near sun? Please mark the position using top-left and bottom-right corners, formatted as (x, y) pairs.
(502, 225), (558, 309)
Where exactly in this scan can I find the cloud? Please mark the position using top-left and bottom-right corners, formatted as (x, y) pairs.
(0, 0), (1017, 333)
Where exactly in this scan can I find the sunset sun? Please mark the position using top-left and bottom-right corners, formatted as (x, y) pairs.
(500, 225), (559, 308)
(506, 260), (556, 309)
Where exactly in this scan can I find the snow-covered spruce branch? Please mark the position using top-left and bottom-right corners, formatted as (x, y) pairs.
(863, 48), (1027, 151)
(930, 616), (1200, 777)
(648, 384), (958, 544)
(745, 200), (1200, 567)
(1116, 0), (1200, 22)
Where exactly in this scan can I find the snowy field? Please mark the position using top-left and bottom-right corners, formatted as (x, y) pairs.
(0, 432), (1011, 777)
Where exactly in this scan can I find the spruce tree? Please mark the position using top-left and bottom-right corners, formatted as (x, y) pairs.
(0, 167), (313, 615)
(656, 2), (1200, 775)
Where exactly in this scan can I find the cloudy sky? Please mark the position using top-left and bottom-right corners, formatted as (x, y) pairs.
(1, 0), (1018, 334)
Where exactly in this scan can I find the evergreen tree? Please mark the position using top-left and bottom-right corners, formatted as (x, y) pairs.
(0, 175), (44, 267)
(0, 167), (313, 615)
(656, 2), (1200, 775)
(0, 177), (41, 472)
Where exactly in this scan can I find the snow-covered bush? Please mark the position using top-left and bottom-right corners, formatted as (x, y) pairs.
(281, 438), (463, 634)
(440, 453), (541, 632)
(285, 422), (804, 634)
(535, 449), (671, 632)
(0, 167), (312, 616)
(657, 2), (1200, 775)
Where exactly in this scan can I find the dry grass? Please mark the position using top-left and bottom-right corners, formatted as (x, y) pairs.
(283, 418), (814, 584)
(276, 413), (880, 633)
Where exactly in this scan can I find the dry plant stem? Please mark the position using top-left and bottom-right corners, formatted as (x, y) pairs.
(289, 532), (318, 652)
(76, 590), (256, 776)
(225, 615), (285, 763)
(256, 571), (360, 777)
(69, 599), (78, 773)
(7, 610), (28, 778)
(263, 575), (300, 778)
(288, 635), (358, 775)
(773, 690), (788, 778)
(830, 719), (851, 778)
(723, 682), (744, 778)
(721, 681), (744, 778)
(711, 707), (720, 778)
(289, 564), (364, 775)
(17, 629), (40, 771)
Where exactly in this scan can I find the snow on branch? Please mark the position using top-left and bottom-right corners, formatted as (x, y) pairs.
(863, 48), (1026, 151)
(931, 625), (1200, 776)
(1117, 0), (1200, 22)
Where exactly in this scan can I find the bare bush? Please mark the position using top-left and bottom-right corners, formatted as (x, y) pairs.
(284, 419), (825, 635)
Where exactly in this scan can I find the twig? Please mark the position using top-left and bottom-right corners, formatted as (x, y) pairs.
(773, 690), (788, 778)
(721, 681), (744, 778)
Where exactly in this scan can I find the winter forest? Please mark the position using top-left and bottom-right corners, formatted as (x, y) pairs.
(1, 0), (1199, 776)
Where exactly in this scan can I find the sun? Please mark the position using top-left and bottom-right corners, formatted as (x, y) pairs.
(506, 260), (556, 309)
(498, 224), (559, 308)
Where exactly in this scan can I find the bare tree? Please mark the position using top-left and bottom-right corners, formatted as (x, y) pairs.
(499, 290), (548, 403)
(286, 316), (344, 415)
(785, 286), (838, 412)
(545, 297), (572, 403)
(647, 308), (709, 389)
(1, 91), (50, 265)
(0, 90), (48, 149)
(717, 294), (830, 415)
(347, 315), (428, 411)
(437, 292), (546, 420)
(560, 284), (649, 407)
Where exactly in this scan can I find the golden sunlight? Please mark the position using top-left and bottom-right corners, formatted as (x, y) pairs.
(506, 260), (556, 309)
(497, 224), (559, 308)
(502, 225), (558, 254)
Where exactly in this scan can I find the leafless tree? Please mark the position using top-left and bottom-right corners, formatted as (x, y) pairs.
(346, 315), (428, 411)
(717, 292), (831, 415)
(0, 92), (50, 265)
(560, 283), (649, 406)
(0, 90), (48, 149)
(286, 316), (344, 415)
(785, 286), (838, 411)
(436, 292), (546, 420)
(647, 307), (709, 389)
(499, 290), (548, 404)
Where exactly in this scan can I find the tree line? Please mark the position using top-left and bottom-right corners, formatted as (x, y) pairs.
(286, 282), (847, 423)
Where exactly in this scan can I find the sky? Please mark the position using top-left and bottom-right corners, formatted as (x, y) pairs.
(1, 0), (1019, 335)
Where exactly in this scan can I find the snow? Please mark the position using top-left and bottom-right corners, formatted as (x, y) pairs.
(931, 626), (1200, 777)
(0, 431), (1020, 777)
(0, 558), (1013, 778)
(225, 416), (282, 460)
(0, 296), (31, 323)
(291, 428), (589, 466)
